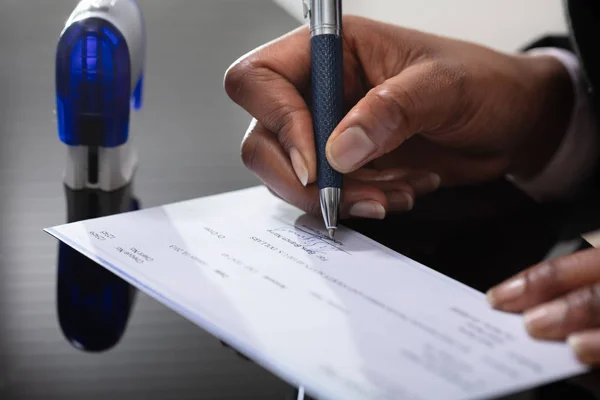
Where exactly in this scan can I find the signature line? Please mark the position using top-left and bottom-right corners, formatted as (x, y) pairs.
(272, 217), (350, 255)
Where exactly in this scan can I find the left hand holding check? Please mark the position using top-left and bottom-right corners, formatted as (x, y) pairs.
(487, 247), (600, 365)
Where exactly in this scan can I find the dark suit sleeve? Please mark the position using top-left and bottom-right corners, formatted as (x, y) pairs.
(522, 35), (573, 53)
(520, 31), (600, 240)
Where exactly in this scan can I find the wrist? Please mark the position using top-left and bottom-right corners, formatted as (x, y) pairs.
(508, 52), (575, 180)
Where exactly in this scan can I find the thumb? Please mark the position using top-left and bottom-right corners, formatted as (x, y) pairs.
(326, 62), (468, 173)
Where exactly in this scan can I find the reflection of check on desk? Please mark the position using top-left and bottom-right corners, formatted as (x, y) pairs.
(46, 186), (587, 400)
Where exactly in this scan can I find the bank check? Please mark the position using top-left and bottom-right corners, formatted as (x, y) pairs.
(46, 186), (587, 400)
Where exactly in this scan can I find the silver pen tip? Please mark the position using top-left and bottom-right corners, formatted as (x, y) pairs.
(328, 228), (336, 239)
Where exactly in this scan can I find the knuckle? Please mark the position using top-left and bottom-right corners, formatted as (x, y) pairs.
(224, 57), (260, 103)
(593, 282), (600, 300)
(524, 260), (559, 298)
(567, 286), (594, 312)
(263, 102), (303, 151)
(369, 84), (415, 134)
(565, 286), (598, 328)
(592, 283), (600, 323)
(562, 283), (600, 330)
(224, 61), (247, 102)
(240, 130), (261, 172)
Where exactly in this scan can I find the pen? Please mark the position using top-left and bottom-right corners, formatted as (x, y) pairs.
(303, 0), (344, 239)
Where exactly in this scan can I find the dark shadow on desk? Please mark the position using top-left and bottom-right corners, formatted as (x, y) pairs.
(345, 179), (558, 293)
(56, 183), (139, 352)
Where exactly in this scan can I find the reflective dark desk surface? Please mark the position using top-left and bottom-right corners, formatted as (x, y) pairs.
(0, 1), (598, 399)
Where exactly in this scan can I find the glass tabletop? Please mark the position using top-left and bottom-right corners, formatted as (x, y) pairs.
(0, 1), (597, 399)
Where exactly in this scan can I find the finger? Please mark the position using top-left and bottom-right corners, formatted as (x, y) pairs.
(349, 168), (442, 212)
(326, 61), (470, 173)
(486, 247), (600, 312)
(225, 26), (316, 186)
(241, 119), (395, 219)
(347, 167), (415, 182)
(349, 167), (440, 202)
(372, 136), (509, 187)
(569, 329), (600, 365)
(385, 190), (414, 212)
(523, 283), (600, 340)
(361, 176), (416, 212)
(404, 172), (441, 197)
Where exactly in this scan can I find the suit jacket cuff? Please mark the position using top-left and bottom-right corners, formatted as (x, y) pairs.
(507, 47), (599, 202)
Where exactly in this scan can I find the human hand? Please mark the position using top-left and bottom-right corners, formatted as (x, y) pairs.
(487, 247), (600, 365)
(224, 16), (573, 220)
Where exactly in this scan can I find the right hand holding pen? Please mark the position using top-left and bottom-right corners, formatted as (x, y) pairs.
(224, 16), (573, 220)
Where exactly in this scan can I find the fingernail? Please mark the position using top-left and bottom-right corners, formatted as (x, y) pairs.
(410, 173), (441, 193)
(328, 126), (377, 172)
(373, 170), (408, 181)
(289, 147), (308, 186)
(524, 301), (567, 335)
(569, 332), (600, 364)
(388, 191), (414, 211)
(486, 277), (526, 307)
(568, 334), (584, 354)
(568, 333), (596, 363)
(349, 200), (386, 219)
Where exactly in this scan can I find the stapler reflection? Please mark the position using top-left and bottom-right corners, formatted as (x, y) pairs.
(55, 0), (145, 192)
(57, 184), (140, 352)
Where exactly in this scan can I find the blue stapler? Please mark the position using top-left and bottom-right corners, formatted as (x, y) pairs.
(55, 0), (145, 191)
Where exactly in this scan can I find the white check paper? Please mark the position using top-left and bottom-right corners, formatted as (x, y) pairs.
(46, 186), (586, 400)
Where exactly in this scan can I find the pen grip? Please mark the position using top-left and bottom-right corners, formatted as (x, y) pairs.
(311, 34), (344, 190)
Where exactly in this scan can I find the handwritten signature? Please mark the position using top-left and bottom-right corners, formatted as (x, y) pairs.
(269, 227), (341, 255)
